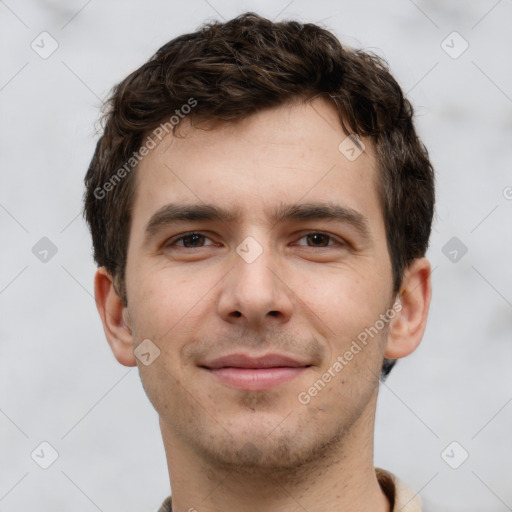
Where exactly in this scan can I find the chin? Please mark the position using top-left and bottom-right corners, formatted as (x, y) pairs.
(189, 413), (346, 479)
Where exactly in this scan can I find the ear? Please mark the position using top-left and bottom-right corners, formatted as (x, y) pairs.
(385, 258), (432, 359)
(94, 267), (137, 367)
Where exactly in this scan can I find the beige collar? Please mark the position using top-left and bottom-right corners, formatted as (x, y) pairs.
(158, 468), (421, 512)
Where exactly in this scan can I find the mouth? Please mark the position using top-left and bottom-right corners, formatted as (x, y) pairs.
(199, 353), (312, 391)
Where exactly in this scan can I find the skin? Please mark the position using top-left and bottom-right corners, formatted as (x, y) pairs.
(95, 96), (431, 512)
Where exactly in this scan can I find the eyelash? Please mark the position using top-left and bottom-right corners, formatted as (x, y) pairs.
(166, 231), (345, 249)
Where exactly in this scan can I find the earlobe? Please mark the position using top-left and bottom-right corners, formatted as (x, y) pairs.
(94, 267), (137, 367)
(384, 258), (432, 360)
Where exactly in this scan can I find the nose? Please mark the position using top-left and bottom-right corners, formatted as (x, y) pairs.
(216, 238), (294, 330)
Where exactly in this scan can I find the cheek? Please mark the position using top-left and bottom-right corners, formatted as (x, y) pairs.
(297, 268), (385, 334)
(128, 266), (206, 335)
(299, 269), (391, 386)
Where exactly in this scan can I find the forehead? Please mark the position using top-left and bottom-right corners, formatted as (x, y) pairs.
(131, 97), (382, 231)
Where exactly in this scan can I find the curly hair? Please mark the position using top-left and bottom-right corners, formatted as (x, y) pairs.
(84, 12), (435, 378)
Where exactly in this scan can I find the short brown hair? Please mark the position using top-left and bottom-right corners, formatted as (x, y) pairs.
(84, 12), (435, 378)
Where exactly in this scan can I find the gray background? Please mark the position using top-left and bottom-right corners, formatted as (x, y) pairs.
(1, 0), (511, 510)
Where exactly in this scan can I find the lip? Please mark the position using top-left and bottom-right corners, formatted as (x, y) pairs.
(202, 353), (309, 369)
(200, 353), (311, 391)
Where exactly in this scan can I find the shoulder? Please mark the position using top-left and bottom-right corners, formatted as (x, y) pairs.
(157, 496), (173, 512)
(376, 467), (422, 512)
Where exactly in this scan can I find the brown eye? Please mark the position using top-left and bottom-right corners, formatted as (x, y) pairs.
(181, 234), (205, 247)
(296, 232), (340, 247)
(305, 233), (331, 247)
(168, 232), (213, 248)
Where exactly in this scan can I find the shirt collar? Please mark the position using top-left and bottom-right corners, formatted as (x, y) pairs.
(157, 468), (421, 512)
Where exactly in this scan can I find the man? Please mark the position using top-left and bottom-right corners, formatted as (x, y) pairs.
(84, 12), (434, 512)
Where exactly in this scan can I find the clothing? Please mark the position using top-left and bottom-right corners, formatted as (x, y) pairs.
(157, 468), (421, 511)
(375, 468), (422, 511)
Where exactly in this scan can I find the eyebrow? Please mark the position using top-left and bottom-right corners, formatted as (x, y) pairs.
(270, 203), (369, 237)
(143, 201), (370, 242)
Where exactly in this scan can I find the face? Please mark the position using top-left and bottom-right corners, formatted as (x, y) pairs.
(122, 97), (396, 474)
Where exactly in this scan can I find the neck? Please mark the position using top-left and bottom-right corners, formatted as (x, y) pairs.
(160, 395), (390, 512)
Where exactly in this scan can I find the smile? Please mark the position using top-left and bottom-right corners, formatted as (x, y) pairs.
(200, 353), (311, 391)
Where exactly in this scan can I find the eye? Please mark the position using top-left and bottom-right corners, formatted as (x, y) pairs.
(167, 232), (214, 248)
(295, 232), (343, 248)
